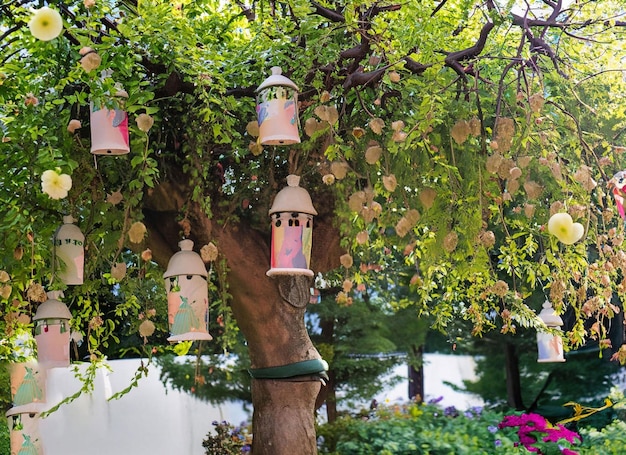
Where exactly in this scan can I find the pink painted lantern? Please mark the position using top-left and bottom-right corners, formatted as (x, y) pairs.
(90, 90), (130, 155)
(267, 175), (317, 277)
(163, 240), (212, 343)
(33, 291), (72, 368)
(53, 215), (85, 285)
(6, 403), (45, 455)
(256, 66), (300, 145)
(537, 300), (566, 363)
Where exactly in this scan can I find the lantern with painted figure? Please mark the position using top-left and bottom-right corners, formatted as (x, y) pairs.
(33, 291), (72, 368)
(537, 300), (566, 363)
(9, 363), (45, 407)
(6, 403), (45, 455)
(256, 66), (300, 145)
(163, 240), (212, 342)
(90, 89), (130, 155)
(267, 175), (317, 277)
(53, 216), (84, 285)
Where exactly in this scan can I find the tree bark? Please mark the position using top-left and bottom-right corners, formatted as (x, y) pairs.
(504, 342), (524, 410)
(408, 344), (424, 401)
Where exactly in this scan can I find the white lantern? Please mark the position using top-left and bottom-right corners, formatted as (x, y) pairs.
(53, 215), (85, 285)
(90, 90), (130, 155)
(256, 66), (300, 145)
(32, 291), (72, 368)
(537, 300), (566, 363)
(267, 175), (317, 277)
(163, 240), (212, 342)
(6, 403), (45, 455)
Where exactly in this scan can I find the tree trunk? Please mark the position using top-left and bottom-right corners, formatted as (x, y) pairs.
(504, 342), (524, 410)
(252, 379), (320, 454)
(408, 344), (424, 401)
(144, 183), (341, 454)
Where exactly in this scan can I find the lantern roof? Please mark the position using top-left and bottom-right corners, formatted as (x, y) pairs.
(33, 291), (72, 321)
(538, 300), (563, 327)
(269, 175), (317, 216)
(163, 239), (208, 278)
(256, 66), (299, 92)
(5, 402), (47, 417)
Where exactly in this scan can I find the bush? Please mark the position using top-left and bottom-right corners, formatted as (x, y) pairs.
(203, 420), (251, 454)
(0, 417), (9, 455)
(317, 399), (626, 455)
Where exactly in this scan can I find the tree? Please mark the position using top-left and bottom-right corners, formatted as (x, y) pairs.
(3, 1), (626, 453)
(308, 289), (401, 422)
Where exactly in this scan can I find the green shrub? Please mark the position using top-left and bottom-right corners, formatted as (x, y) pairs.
(0, 417), (10, 455)
(317, 400), (626, 455)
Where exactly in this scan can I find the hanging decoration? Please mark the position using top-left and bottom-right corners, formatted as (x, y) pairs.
(6, 404), (45, 455)
(267, 175), (317, 277)
(163, 240), (212, 342)
(256, 66), (300, 145)
(53, 216), (85, 285)
(90, 89), (130, 155)
(537, 300), (566, 363)
(33, 291), (72, 368)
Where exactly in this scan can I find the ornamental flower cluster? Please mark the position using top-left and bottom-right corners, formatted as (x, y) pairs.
(498, 413), (581, 454)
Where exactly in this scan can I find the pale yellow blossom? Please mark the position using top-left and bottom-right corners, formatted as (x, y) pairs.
(29, 7), (63, 41)
(41, 169), (72, 199)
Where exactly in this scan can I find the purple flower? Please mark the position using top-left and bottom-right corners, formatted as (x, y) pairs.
(487, 425), (498, 434)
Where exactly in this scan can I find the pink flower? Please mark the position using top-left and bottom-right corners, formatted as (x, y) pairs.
(542, 424), (581, 444)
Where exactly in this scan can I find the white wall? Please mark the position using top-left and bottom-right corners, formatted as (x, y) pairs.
(18, 354), (481, 454)
(37, 359), (249, 455)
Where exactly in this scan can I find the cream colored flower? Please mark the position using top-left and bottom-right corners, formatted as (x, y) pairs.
(322, 173), (335, 185)
(340, 253), (353, 268)
(0, 285), (11, 300)
(84, 0), (96, 8)
(355, 230), (369, 245)
(111, 262), (127, 281)
(41, 169), (72, 199)
(106, 191), (124, 205)
(369, 118), (385, 135)
(29, 7), (63, 41)
(365, 145), (382, 164)
(136, 113), (154, 132)
(548, 212), (584, 245)
(382, 174), (397, 192)
(200, 242), (219, 262)
(139, 320), (155, 338)
(67, 119), (82, 133)
(0, 270), (9, 283)
(141, 249), (153, 262)
(80, 51), (102, 72)
(26, 282), (47, 302)
(128, 221), (147, 244)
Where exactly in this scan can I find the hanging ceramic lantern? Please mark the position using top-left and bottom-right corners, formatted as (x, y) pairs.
(90, 89), (130, 155)
(33, 291), (72, 368)
(256, 66), (300, 145)
(267, 175), (317, 277)
(163, 240), (212, 343)
(6, 403), (45, 455)
(537, 300), (566, 363)
(9, 363), (45, 407)
(53, 215), (85, 285)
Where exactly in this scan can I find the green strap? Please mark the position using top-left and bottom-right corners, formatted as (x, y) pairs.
(249, 359), (328, 379)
